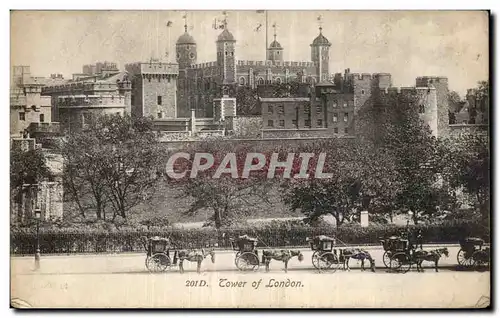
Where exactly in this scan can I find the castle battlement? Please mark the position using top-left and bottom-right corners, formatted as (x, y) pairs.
(191, 61), (218, 69)
(416, 76), (449, 87)
(381, 86), (437, 94)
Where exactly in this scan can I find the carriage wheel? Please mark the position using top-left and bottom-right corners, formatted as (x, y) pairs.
(389, 252), (411, 273)
(234, 252), (241, 266)
(236, 252), (260, 271)
(457, 249), (474, 268)
(472, 250), (490, 271)
(312, 252), (338, 271)
(382, 251), (391, 268)
(311, 251), (321, 269)
(146, 253), (171, 273)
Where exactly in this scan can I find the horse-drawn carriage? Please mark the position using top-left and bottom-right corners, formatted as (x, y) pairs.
(380, 235), (411, 268)
(230, 235), (260, 271)
(457, 237), (490, 269)
(306, 235), (342, 271)
(143, 236), (176, 273)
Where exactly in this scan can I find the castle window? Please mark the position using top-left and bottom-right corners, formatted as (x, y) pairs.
(239, 77), (246, 86)
(334, 127), (338, 134)
(304, 104), (311, 114)
(344, 113), (349, 122)
(316, 105), (322, 113)
(361, 89), (365, 94)
(39, 114), (45, 123)
(268, 120), (274, 127)
(419, 104), (425, 113)
(158, 76), (161, 82)
(225, 51), (228, 56)
(277, 51), (280, 55)
(317, 119), (323, 127)
(304, 119), (311, 127)
(19, 112), (25, 121)
(157, 96), (162, 105)
(268, 105), (274, 114)
(278, 105), (284, 114)
(157, 112), (163, 119)
(344, 127), (349, 134)
(333, 113), (338, 122)
(258, 78), (265, 85)
(231, 52), (234, 56)
(279, 120), (285, 127)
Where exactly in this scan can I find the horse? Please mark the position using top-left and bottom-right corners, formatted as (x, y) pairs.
(261, 250), (304, 273)
(340, 248), (376, 272)
(414, 247), (449, 272)
(175, 248), (216, 274)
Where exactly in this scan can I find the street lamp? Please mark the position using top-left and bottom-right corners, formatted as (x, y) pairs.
(34, 208), (41, 270)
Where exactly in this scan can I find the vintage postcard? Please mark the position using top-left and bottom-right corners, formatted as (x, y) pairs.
(10, 10), (490, 309)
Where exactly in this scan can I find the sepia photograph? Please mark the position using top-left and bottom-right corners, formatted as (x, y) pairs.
(9, 8), (490, 309)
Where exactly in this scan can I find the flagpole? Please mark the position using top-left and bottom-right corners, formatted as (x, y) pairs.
(265, 11), (268, 60)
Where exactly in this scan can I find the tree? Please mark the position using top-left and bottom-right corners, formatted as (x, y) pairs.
(10, 146), (52, 220)
(448, 90), (463, 113)
(170, 139), (273, 229)
(280, 138), (400, 226)
(441, 133), (490, 220)
(357, 90), (446, 224)
(236, 86), (260, 115)
(62, 114), (164, 220)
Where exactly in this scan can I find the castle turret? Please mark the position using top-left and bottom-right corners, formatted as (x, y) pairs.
(176, 24), (197, 70)
(216, 22), (237, 86)
(267, 24), (283, 62)
(310, 27), (331, 83)
(175, 20), (196, 118)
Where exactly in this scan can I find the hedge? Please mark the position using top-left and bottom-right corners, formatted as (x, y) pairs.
(10, 220), (489, 255)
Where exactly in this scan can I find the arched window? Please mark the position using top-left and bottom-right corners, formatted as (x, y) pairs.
(39, 114), (45, 122)
(274, 77), (282, 84)
(239, 77), (246, 86)
(258, 77), (265, 85)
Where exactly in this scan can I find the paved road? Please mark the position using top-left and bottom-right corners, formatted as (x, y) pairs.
(11, 245), (470, 275)
(10, 245), (490, 308)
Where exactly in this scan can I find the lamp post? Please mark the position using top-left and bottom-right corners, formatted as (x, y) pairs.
(34, 207), (41, 270)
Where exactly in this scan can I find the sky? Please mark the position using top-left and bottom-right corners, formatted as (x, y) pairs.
(10, 10), (488, 96)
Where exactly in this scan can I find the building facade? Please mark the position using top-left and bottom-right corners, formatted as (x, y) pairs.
(260, 70), (448, 139)
(10, 66), (55, 138)
(125, 61), (179, 119)
(41, 71), (131, 132)
(174, 21), (331, 119)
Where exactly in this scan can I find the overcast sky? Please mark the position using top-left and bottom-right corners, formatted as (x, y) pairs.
(11, 10), (488, 96)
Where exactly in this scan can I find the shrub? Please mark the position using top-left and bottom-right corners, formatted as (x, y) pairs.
(10, 220), (489, 255)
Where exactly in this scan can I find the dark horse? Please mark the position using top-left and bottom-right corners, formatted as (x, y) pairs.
(175, 249), (216, 274)
(340, 248), (376, 272)
(414, 247), (449, 272)
(261, 250), (304, 273)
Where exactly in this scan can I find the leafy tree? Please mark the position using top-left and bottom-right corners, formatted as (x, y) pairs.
(441, 133), (490, 220)
(171, 139), (273, 229)
(356, 90), (446, 224)
(448, 90), (463, 113)
(62, 114), (164, 220)
(236, 86), (260, 115)
(10, 146), (53, 220)
(280, 138), (400, 226)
